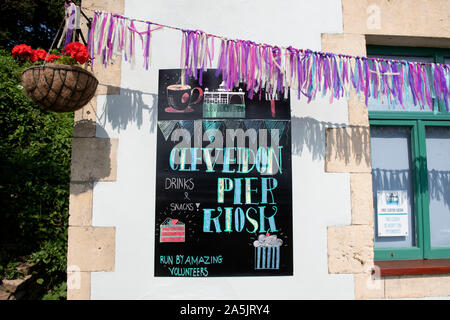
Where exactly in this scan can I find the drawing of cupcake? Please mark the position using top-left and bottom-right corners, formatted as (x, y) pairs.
(253, 233), (283, 270)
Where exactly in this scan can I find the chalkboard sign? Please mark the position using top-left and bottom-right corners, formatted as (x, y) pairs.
(155, 69), (293, 277)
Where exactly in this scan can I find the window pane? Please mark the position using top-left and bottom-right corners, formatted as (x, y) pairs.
(426, 126), (450, 247)
(367, 55), (436, 112)
(371, 126), (416, 248)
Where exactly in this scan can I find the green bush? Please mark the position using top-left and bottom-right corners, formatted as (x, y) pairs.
(0, 49), (73, 299)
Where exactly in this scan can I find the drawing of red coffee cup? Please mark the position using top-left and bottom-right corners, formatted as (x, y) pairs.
(166, 84), (203, 111)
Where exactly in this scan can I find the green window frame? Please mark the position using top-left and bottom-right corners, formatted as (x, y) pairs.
(368, 45), (450, 261)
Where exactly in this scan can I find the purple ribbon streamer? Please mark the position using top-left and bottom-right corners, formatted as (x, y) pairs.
(65, 5), (76, 47)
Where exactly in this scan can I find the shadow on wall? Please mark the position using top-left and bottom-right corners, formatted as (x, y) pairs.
(291, 116), (335, 161)
(94, 107), (371, 167)
(70, 122), (114, 195)
(71, 86), (159, 195)
(291, 116), (371, 168)
(325, 125), (371, 167)
(98, 86), (158, 133)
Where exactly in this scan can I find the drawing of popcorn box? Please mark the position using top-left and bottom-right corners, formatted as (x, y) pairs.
(160, 218), (185, 243)
(253, 233), (282, 270)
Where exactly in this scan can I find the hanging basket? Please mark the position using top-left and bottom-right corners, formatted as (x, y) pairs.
(21, 63), (98, 113)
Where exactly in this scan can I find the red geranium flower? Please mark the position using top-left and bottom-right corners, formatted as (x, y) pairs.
(65, 41), (85, 54)
(64, 42), (90, 65)
(45, 54), (61, 62)
(74, 50), (89, 64)
(30, 49), (48, 62)
(11, 44), (32, 61)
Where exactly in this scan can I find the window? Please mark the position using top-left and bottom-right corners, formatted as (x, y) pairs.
(368, 46), (450, 261)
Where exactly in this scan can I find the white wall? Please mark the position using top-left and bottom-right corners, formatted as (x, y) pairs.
(91, 0), (355, 299)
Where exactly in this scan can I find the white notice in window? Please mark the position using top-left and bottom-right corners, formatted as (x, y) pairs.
(377, 190), (409, 237)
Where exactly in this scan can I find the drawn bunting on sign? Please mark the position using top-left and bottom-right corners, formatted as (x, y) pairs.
(158, 120), (178, 141)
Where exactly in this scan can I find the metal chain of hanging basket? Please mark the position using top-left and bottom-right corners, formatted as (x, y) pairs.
(21, 0), (98, 113)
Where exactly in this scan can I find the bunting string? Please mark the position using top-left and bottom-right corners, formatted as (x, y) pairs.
(88, 11), (163, 70)
(84, 7), (449, 111)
